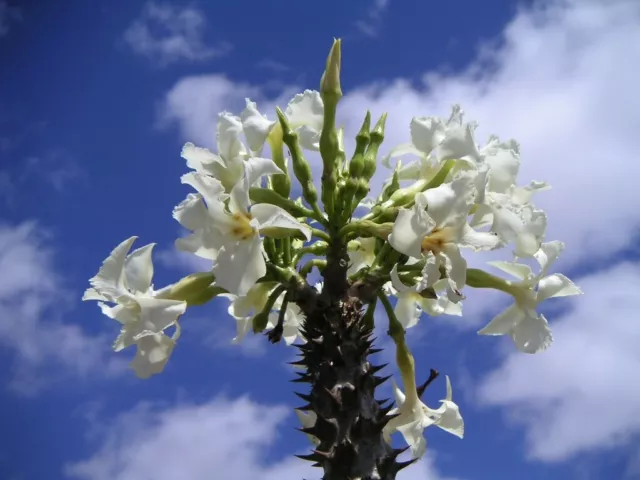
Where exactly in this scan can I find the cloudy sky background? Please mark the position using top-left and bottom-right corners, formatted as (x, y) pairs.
(1, 0), (639, 478)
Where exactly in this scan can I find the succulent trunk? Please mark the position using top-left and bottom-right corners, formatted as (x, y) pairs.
(291, 237), (414, 479)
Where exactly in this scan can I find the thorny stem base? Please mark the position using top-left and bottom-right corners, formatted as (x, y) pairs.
(280, 227), (416, 479)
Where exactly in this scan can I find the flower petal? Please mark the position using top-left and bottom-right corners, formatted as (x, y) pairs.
(241, 99), (276, 152)
(181, 172), (228, 215)
(213, 236), (266, 296)
(231, 316), (253, 344)
(136, 297), (187, 334)
(388, 204), (435, 258)
(410, 116), (447, 155)
(397, 419), (428, 459)
(437, 121), (481, 165)
(181, 142), (222, 173)
(433, 399), (465, 438)
(124, 244), (155, 294)
(382, 143), (422, 169)
(420, 172), (475, 228)
(481, 136), (520, 194)
(537, 273), (582, 302)
(459, 224), (501, 251)
(174, 228), (222, 261)
(173, 193), (209, 231)
(534, 240), (564, 278)
(228, 173), (252, 215)
(251, 203), (312, 241)
(510, 313), (553, 354)
(244, 156), (283, 186)
(487, 261), (533, 282)
(130, 333), (176, 379)
(395, 294), (421, 329)
(285, 90), (323, 149)
(85, 236), (137, 302)
(477, 303), (525, 335)
(216, 111), (246, 161)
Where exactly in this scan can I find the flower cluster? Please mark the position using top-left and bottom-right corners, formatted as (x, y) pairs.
(82, 39), (581, 462)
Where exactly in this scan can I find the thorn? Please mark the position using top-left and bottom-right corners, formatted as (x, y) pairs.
(390, 446), (410, 459)
(369, 363), (388, 374)
(367, 348), (383, 355)
(294, 450), (330, 463)
(291, 372), (312, 383)
(288, 358), (307, 367)
(373, 374), (392, 387)
(294, 391), (313, 403)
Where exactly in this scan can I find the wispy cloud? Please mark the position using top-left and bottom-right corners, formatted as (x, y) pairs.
(66, 394), (458, 480)
(355, 0), (390, 37)
(123, 1), (232, 66)
(257, 58), (290, 73)
(0, 118), (84, 208)
(0, 1), (21, 38)
(0, 221), (125, 395)
(477, 261), (640, 462)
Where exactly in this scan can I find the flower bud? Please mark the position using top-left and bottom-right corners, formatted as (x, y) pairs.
(465, 268), (512, 293)
(157, 272), (218, 305)
(320, 38), (342, 100)
(277, 107), (319, 208)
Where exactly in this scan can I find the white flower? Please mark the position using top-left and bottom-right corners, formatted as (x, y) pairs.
(388, 171), (501, 297)
(82, 237), (186, 379)
(268, 294), (306, 345)
(180, 112), (246, 191)
(241, 90), (324, 151)
(219, 282), (278, 344)
(478, 240), (583, 353)
(384, 375), (464, 459)
(347, 237), (377, 275)
(176, 166), (311, 296)
(384, 265), (462, 329)
(382, 105), (480, 181)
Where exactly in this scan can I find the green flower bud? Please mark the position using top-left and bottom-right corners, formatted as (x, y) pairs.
(276, 107), (319, 209)
(319, 39), (342, 218)
(320, 38), (342, 100)
(340, 112), (371, 220)
(159, 272), (219, 306)
(252, 285), (286, 333)
(362, 113), (387, 181)
(248, 187), (314, 219)
(349, 112), (371, 179)
(352, 113), (387, 209)
(183, 285), (227, 306)
(466, 268), (513, 294)
(267, 123), (291, 198)
(381, 161), (401, 202)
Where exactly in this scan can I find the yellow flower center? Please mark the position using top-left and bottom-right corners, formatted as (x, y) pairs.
(231, 212), (256, 240)
(420, 228), (452, 254)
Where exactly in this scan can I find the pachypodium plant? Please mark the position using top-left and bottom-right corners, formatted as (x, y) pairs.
(83, 39), (582, 479)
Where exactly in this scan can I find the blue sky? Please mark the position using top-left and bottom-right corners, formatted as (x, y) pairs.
(2, 0), (640, 479)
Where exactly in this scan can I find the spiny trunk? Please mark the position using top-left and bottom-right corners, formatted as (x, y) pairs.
(291, 238), (414, 479)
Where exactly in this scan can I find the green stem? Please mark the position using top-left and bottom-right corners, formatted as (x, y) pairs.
(300, 259), (327, 278)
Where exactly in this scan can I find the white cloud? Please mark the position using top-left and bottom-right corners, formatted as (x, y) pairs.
(123, 2), (231, 66)
(0, 221), (124, 394)
(356, 0), (390, 37)
(66, 394), (457, 480)
(476, 260), (640, 461)
(158, 74), (300, 149)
